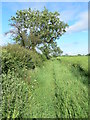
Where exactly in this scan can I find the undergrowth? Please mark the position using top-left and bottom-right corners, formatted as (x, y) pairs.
(1, 45), (88, 118)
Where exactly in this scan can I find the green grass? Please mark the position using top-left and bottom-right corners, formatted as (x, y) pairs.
(57, 56), (88, 74)
(1, 53), (88, 118)
(2, 70), (31, 118)
(28, 57), (88, 118)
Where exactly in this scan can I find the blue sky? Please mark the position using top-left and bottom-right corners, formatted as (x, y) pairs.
(0, 2), (88, 55)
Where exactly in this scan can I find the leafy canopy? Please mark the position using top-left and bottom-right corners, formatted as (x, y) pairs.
(6, 7), (68, 57)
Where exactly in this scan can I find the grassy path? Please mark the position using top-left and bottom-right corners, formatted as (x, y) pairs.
(52, 59), (88, 118)
(28, 59), (88, 118)
(29, 61), (56, 118)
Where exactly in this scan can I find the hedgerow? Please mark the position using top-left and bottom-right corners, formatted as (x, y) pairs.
(2, 44), (46, 74)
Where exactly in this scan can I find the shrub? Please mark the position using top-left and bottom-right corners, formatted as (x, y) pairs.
(1, 44), (45, 73)
(1, 44), (47, 118)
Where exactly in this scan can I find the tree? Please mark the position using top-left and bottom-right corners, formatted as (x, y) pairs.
(65, 54), (69, 56)
(77, 54), (82, 56)
(5, 7), (68, 57)
(52, 46), (63, 57)
(86, 53), (90, 56)
(39, 43), (52, 59)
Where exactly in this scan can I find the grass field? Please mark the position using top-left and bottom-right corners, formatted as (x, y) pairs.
(28, 56), (88, 118)
(2, 55), (88, 118)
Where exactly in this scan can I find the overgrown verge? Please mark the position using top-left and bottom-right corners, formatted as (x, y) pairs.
(57, 56), (88, 85)
(71, 64), (88, 85)
(2, 44), (46, 73)
(57, 56), (88, 75)
(71, 63), (88, 76)
(1, 44), (46, 118)
(1, 71), (31, 118)
(52, 59), (88, 118)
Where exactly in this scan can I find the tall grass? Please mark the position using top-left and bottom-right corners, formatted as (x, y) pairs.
(28, 59), (88, 118)
(1, 45), (88, 118)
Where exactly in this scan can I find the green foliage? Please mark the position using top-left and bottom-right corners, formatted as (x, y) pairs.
(9, 7), (68, 44)
(2, 70), (31, 118)
(77, 54), (82, 56)
(1, 44), (46, 118)
(39, 43), (52, 59)
(2, 44), (45, 74)
(51, 42), (63, 57)
(1, 51), (88, 118)
(39, 42), (63, 59)
(2, 6), (88, 117)
(6, 7), (68, 57)
(86, 53), (90, 56)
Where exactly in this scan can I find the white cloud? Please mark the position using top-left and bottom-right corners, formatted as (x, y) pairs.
(60, 10), (77, 22)
(60, 43), (88, 55)
(62, 50), (88, 55)
(66, 11), (88, 33)
(0, 34), (14, 46)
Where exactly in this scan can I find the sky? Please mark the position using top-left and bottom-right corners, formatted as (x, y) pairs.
(0, 2), (89, 55)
